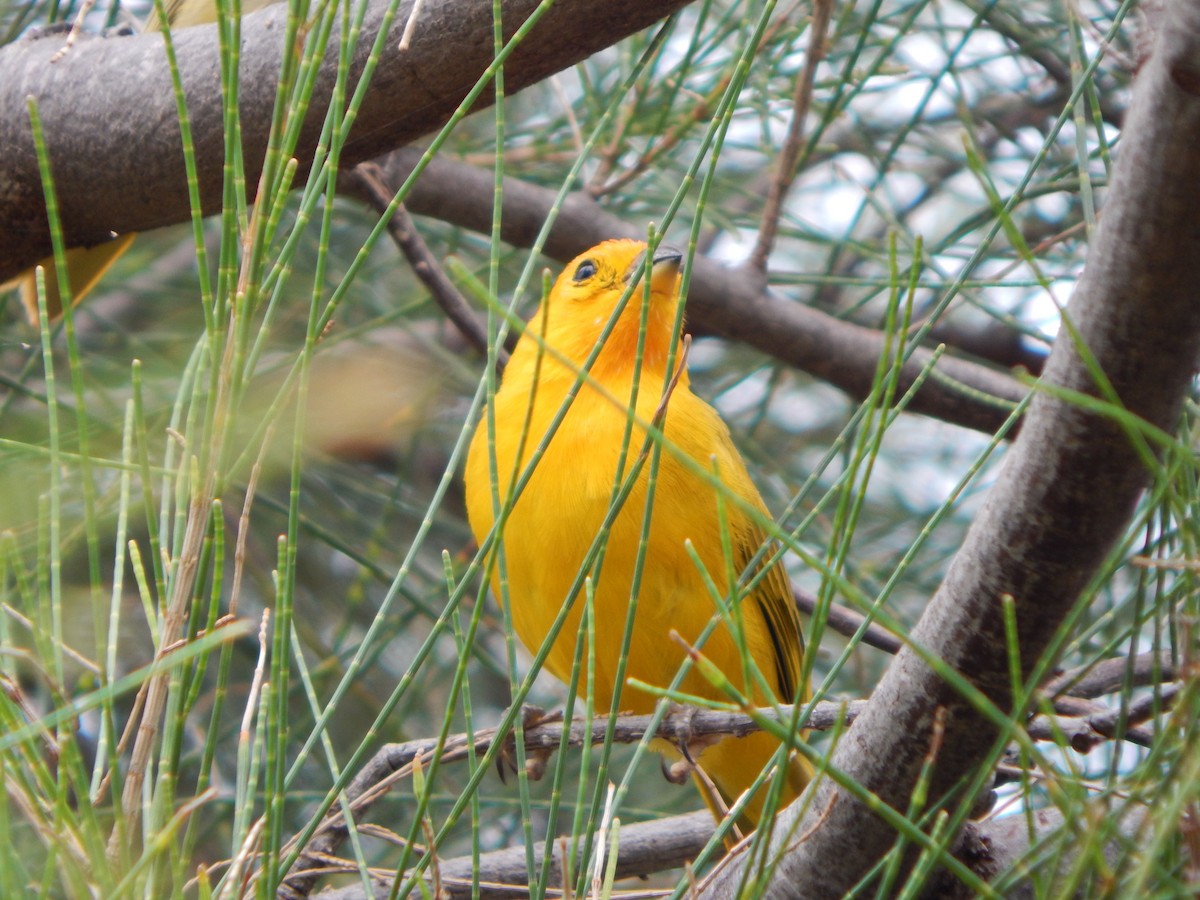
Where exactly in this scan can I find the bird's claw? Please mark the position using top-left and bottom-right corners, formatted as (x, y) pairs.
(494, 704), (562, 783)
(659, 703), (721, 784)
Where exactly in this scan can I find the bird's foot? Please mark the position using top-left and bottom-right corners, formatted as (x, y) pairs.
(660, 703), (722, 784)
(494, 704), (561, 783)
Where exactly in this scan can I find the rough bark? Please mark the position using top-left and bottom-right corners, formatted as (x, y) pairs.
(0, 0), (689, 278)
(701, 0), (1200, 894)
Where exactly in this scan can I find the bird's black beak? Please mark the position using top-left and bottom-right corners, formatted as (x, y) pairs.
(625, 245), (683, 292)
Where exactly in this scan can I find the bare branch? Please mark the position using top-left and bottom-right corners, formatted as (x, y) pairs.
(1028, 682), (1179, 752)
(350, 162), (502, 365)
(0, 0), (692, 277)
(749, 0), (834, 275)
(793, 584), (902, 655)
(1044, 649), (1177, 699)
(310, 810), (717, 899)
(926, 319), (1049, 375)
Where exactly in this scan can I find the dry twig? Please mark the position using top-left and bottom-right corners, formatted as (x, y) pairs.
(352, 162), (502, 366)
(748, 0), (835, 275)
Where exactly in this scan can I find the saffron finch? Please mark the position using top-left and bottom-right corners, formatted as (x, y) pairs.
(464, 239), (810, 826)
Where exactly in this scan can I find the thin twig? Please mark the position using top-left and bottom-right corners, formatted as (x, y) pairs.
(1044, 650), (1177, 699)
(587, 82), (642, 193)
(590, 76), (731, 198)
(229, 417), (277, 618)
(590, 1), (803, 199)
(549, 74), (586, 157)
(652, 333), (692, 427)
(397, 0), (425, 51)
(748, 0), (834, 275)
(106, 486), (219, 841)
(791, 585), (902, 655)
(351, 162), (502, 366)
(49, 0), (98, 64)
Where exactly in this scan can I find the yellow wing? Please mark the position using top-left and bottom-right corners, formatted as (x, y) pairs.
(699, 412), (805, 706)
(736, 524), (805, 704)
(694, 425), (811, 826)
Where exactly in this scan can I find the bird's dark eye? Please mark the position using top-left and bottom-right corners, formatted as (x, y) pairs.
(572, 260), (597, 282)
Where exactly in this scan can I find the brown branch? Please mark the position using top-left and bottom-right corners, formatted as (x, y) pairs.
(926, 319), (1050, 375)
(280, 699), (864, 897)
(1044, 649), (1177, 699)
(1023, 713), (1140, 751)
(311, 810), (717, 899)
(350, 161), (503, 366)
(931, 803), (1148, 898)
(1087, 682), (1180, 737)
(589, 73), (729, 198)
(748, 0), (834, 275)
(0, 0), (693, 277)
(959, 0), (1126, 128)
(1028, 682), (1179, 752)
(792, 584), (902, 655)
(701, 0), (1200, 892)
(586, 78), (640, 194)
(365, 148), (1029, 436)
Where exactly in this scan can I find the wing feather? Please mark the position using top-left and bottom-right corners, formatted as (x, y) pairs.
(732, 525), (804, 703)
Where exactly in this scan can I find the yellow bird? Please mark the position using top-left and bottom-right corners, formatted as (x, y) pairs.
(464, 239), (810, 826)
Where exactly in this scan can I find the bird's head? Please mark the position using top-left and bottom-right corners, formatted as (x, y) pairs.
(526, 239), (685, 380)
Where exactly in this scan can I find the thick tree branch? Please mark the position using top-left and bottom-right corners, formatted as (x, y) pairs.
(0, 0), (690, 276)
(701, 1), (1200, 894)
(367, 149), (1030, 435)
(913, 803), (1150, 900)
